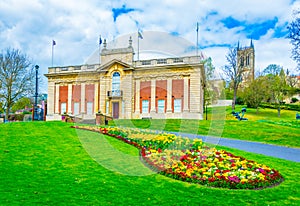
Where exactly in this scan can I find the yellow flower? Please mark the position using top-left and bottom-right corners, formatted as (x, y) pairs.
(186, 169), (193, 177)
(215, 173), (221, 177)
(258, 173), (265, 180)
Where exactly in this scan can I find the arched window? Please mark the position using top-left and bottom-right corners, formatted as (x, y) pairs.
(246, 54), (250, 66)
(240, 56), (244, 67)
(112, 72), (120, 96)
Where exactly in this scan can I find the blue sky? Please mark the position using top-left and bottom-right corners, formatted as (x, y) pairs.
(0, 0), (299, 92)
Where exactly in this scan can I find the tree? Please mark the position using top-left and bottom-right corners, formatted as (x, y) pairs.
(11, 97), (32, 113)
(203, 57), (216, 104)
(222, 47), (243, 110)
(262, 64), (282, 76)
(286, 69), (299, 98)
(286, 69), (298, 88)
(202, 57), (217, 120)
(0, 48), (35, 120)
(287, 9), (300, 70)
(241, 77), (267, 113)
(264, 68), (288, 117)
(0, 101), (4, 114)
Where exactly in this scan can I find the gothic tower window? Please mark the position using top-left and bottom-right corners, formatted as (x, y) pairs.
(240, 56), (244, 67)
(246, 54), (250, 66)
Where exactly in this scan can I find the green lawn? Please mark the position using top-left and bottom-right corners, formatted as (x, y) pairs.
(111, 107), (300, 148)
(0, 121), (299, 205)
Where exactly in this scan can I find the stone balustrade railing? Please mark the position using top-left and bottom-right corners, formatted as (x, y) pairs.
(48, 56), (202, 74)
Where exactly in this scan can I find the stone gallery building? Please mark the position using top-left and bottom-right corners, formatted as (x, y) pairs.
(45, 37), (205, 120)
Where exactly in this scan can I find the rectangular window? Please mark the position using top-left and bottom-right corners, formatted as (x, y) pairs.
(173, 58), (183, 63)
(142, 100), (149, 113)
(157, 99), (165, 113)
(174, 99), (182, 113)
(157, 59), (167, 64)
(141, 60), (151, 65)
(87, 102), (93, 115)
(106, 101), (109, 114)
(74, 102), (80, 115)
(61, 102), (67, 114)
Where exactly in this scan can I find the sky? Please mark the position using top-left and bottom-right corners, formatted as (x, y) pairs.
(0, 0), (299, 92)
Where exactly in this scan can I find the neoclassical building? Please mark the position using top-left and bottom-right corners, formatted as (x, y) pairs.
(45, 37), (205, 120)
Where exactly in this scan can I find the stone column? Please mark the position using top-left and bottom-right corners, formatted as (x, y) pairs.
(183, 77), (189, 111)
(122, 73), (133, 119)
(81, 83), (86, 114)
(67, 84), (72, 114)
(94, 82), (99, 113)
(166, 78), (172, 113)
(135, 79), (140, 113)
(99, 77), (106, 114)
(150, 79), (156, 113)
(55, 84), (60, 114)
(47, 81), (55, 115)
(189, 68), (201, 113)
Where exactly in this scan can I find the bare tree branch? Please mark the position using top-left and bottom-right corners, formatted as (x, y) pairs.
(0, 48), (34, 119)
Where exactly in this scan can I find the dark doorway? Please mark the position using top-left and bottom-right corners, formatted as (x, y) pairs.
(112, 102), (119, 119)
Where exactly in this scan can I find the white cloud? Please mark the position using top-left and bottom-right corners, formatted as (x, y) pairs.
(255, 38), (297, 72)
(0, 0), (298, 93)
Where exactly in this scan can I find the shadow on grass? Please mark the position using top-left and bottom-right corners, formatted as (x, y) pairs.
(76, 129), (155, 176)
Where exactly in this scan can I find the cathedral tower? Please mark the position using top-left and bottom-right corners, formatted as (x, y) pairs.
(237, 40), (255, 84)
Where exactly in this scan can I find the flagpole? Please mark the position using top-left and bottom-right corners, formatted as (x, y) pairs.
(137, 31), (140, 61)
(52, 40), (56, 68)
(196, 22), (199, 56)
(52, 41), (54, 67)
(99, 35), (101, 66)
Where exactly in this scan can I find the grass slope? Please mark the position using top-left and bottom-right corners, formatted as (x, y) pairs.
(0, 121), (299, 205)
(112, 107), (300, 148)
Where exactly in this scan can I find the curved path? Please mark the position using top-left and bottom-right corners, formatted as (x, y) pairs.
(167, 132), (300, 163)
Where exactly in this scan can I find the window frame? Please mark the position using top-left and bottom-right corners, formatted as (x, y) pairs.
(157, 99), (165, 113)
(142, 100), (149, 114)
(174, 98), (182, 113)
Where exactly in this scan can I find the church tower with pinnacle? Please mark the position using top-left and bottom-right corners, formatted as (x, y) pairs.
(237, 39), (255, 85)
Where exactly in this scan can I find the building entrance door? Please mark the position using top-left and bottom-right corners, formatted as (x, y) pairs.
(112, 102), (119, 119)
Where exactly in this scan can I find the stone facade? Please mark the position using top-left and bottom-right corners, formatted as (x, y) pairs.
(45, 38), (205, 120)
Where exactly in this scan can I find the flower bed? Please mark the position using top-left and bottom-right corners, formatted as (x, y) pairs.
(72, 125), (283, 189)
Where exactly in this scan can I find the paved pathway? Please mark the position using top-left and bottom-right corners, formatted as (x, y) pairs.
(168, 132), (300, 163)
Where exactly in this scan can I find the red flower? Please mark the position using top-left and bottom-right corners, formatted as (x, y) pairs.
(208, 177), (215, 182)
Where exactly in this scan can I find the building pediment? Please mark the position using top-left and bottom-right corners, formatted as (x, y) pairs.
(97, 59), (134, 72)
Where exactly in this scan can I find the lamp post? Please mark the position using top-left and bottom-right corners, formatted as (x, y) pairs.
(34, 65), (39, 121)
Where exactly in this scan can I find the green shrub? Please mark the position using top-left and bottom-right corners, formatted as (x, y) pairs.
(291, 97), (298, 103)
(22, 110), (32, 115)
(260, 102), (300, 111)
(235, 96), (244, 105)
